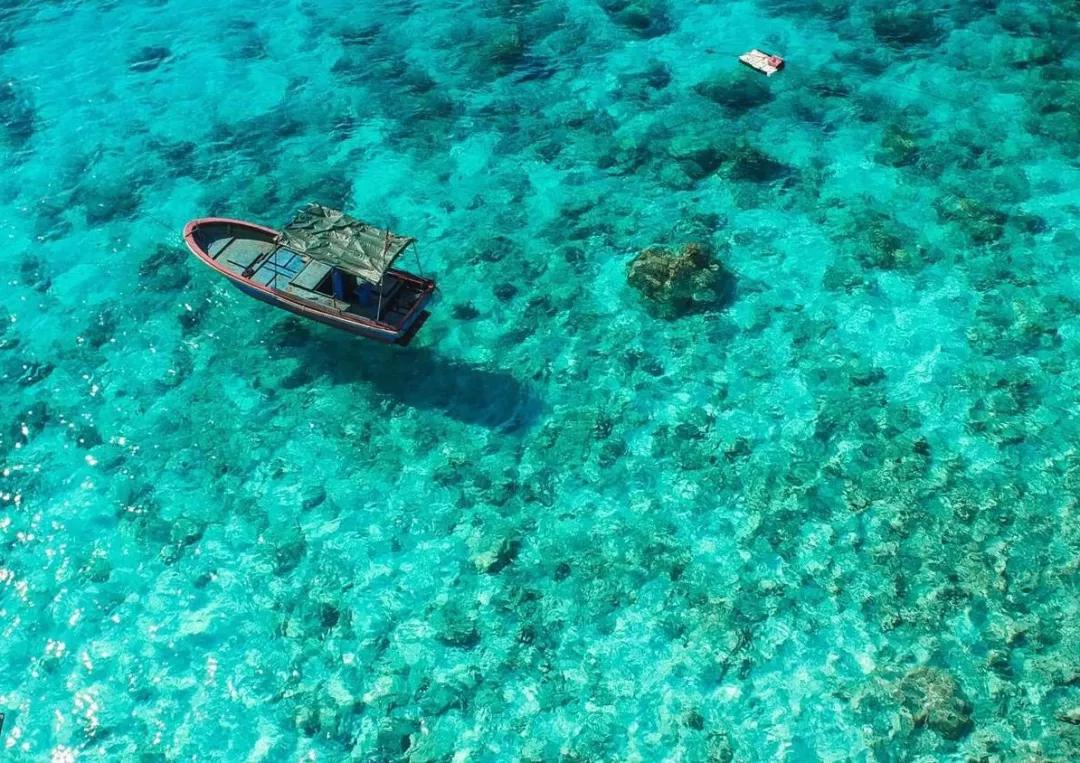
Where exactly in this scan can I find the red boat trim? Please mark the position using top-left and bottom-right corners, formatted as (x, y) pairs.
(183, 217), (435, 339)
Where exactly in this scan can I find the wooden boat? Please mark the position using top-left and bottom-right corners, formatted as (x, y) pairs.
(183, 204), (437, 345)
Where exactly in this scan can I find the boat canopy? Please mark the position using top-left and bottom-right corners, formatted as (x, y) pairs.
(277, 203), (416, 285)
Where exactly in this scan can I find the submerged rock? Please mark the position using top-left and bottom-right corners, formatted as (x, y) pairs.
(33, 198), (73, 241)
(81, 306), (120, 349)
(78, 549), (112, 583)
(301, 485), (326, 511)
(694, 71), (773, 112)
(77, 180), (144, 226)
(493, 282), (518, 302)
(483, 537), (521, 574)
(878, 123), (921, 167)
(128, 46), (171, 73)
(513, 54), (558, 83)
(599, 0), (673, 39)
(872, 7), (945, 49)
(6, 400), (49, 450)
(860, 215), (922, 271)
(69, 419), (103, 449)
(14, 359), (54, 387)
(149, 139), (202, 181)
(0, 80), (36, 149)
(20, 255), (51, 293)
(336, 23), (382, 47)
(139, 243), (190, 292)
(597, 134), (650, 175)
(272, 526), (307, 575)
(627, 242), (736, 319)
(826, 205), (928, 275)
(759, 0), (847, 21)
(431, 601), (481, 648)
(897, 667), (974, 740)
(667, 133), (725, 180)
(934, 194), (1007, 244)
(0, 308), (14, 351)
(724, 141), (792, 183)
(482, 26), (527, 73)
(665, 134), (791, 185)
(169, 516), (206, 548)
(452, 302), (480, 320)
(1003, 37), (1063, 69)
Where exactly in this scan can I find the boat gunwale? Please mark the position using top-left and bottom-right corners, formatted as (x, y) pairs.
(183, 217), (436, 338)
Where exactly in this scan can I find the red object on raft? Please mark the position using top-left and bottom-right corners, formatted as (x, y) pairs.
(739, 49), (785, 76)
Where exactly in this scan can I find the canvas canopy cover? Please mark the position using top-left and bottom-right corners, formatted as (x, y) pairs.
(278, 203), (415, 285)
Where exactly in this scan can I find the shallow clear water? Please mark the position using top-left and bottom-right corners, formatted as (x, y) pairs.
(1, 0), (1079, 759)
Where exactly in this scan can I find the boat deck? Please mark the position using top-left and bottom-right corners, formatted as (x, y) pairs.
(208, 235), (275, 273)
(207, 233), (425, 324)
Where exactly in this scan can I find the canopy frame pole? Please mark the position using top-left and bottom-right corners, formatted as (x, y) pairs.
(412, 241), (425, 278)
(375, 229), (392, 324)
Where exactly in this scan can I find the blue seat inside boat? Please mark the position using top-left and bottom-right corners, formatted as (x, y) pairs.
(331, 269), (347, 300)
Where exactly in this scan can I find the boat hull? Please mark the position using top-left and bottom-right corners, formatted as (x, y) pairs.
(230, 280), (430, 344)
(183, 217), (436, 344)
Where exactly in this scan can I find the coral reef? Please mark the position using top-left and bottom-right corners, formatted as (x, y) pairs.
(627, 242), (736, 318)
(896, 667), (975, 740)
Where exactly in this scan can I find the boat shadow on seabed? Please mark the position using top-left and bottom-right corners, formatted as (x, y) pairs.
(273, 319), (545, 432)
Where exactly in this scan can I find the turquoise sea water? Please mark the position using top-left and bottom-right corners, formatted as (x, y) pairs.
(2, 0), (1080, 759)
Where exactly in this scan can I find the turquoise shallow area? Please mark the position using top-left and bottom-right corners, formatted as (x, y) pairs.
(2, 0), (1080, 758)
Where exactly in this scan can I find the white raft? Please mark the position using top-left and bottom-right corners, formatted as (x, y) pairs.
(739, 49), (785, 76)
